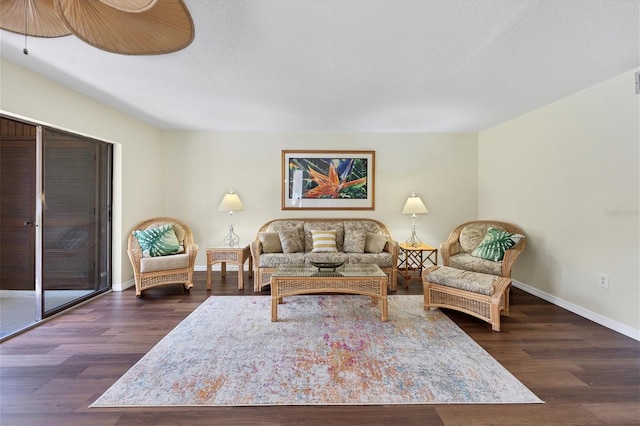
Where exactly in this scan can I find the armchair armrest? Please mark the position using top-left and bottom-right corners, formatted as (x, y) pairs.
(127, 234), (142, 272)
(440, 232), (462, 266)
(186, 243), (198, 267)
(501, 238), (526, 278)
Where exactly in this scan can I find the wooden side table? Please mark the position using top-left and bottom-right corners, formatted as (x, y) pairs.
(206, 244), (253, 291)
(398, 243), (438, 288)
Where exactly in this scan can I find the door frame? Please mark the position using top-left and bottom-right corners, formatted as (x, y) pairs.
(0, 115), (113, 340)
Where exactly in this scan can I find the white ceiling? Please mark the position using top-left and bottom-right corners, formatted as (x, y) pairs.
(1, 0), (638, 133)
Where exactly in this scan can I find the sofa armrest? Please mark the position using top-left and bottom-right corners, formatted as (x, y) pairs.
(250, 239), (263, 267)
(384, 238), (399, 260)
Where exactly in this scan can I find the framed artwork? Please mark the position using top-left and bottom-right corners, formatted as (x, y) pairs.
(282, 150), (375, 210)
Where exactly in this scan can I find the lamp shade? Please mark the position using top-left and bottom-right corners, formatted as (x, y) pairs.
(401, 193), (428, 215)
(218, 191), (244, 212)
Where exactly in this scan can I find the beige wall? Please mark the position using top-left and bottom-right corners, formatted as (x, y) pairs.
(3, 57), (637, 338)
(0, 58), (164, 286)
(0, 58), (479, 288)
(478, 69), (640, 335)
(162, 131), (478, 267)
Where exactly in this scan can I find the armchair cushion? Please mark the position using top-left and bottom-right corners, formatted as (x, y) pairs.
(427, 266), (497, 296)
(471, 228), (524, 262)
(146, 222), (186, 245)
(140, 253), (190, 273)
(448, 253), (503, 276)
(459, 223), (489, 253)
(133, 224), (180, 257)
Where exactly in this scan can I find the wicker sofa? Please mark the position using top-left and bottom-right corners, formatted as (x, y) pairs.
(422, 220), (526, 331)
(251, 218), (398, 292)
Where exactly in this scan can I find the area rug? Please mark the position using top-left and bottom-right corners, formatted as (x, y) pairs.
(91, 295), (542, 407)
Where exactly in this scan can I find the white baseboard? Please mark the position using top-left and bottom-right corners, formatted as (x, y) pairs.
(112, 279), (134, 292)
(112, 265), (242, 292)
(513, 280), (639, 341)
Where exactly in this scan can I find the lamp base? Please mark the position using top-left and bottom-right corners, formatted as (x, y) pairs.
(406, 232), (423, 247)
(406, 215), (422, 247)
(223, 222), (239, 247)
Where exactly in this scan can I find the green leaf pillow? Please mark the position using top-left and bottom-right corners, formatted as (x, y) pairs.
(471, 228), (523, 262)
(134, 224), (180, 257)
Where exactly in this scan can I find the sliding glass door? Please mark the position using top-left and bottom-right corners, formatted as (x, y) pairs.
(0, 117), (112, 340)
(0, 120), (38, 338)
(41, 128), (112, 315)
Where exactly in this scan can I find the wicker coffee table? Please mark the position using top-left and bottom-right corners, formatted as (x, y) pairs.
(270, 264), (388, 322)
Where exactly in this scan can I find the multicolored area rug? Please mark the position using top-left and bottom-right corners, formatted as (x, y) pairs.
(91, 295), (542, 407)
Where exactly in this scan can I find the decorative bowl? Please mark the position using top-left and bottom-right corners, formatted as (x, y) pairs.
(309, 261), (344, 270)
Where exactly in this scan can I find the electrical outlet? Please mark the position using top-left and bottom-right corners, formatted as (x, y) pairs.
(599, 273), (609, 289)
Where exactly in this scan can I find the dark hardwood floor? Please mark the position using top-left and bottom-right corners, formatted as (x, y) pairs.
(1, 271), (638, 426)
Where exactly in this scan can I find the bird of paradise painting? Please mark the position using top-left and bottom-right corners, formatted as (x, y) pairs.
(282, 150), (375, 210)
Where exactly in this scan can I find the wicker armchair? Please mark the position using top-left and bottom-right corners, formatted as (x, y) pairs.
(127, 217), (198, 297)
(441, 220), (526, 279)
(422, 220), (526, 331)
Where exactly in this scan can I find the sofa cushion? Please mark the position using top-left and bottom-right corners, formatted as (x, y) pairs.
(304, 252), (347, 264)
(259, 253), (305, 268)
(304, 222), (344, 252)
(278, 229), (304, 253)
(346, 252), (393, 268)
(427, 266), (497, 296)
(259, 232), (282, 253)
(134, 224), (180, 257)
(311, 230), (338, 253)
(343, 229), (367, 253)
(266, 220), (304, 244)
(344, 220), (382, 234)
(448, 253), (502, 276)
(140, 253), (189, 273)
(471, 228), (523, 262)
(365, 233), (387, 253)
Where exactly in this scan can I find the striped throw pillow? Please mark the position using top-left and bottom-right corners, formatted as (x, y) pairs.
(311, 230), (338, 253)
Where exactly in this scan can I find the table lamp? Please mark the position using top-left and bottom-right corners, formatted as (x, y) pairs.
(217, 189), (244, 247)
(402, 192), (428, 247)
